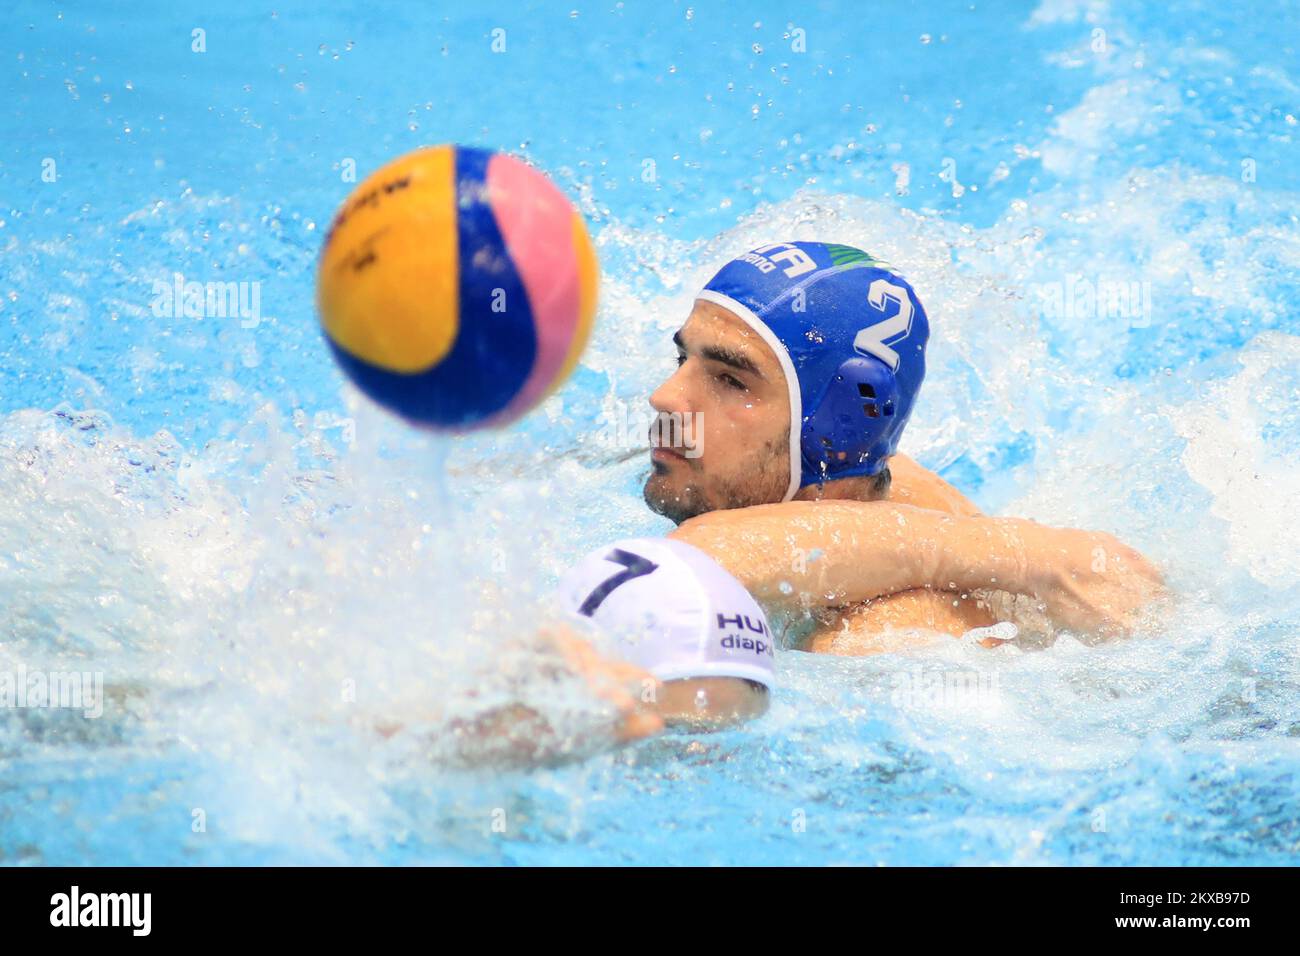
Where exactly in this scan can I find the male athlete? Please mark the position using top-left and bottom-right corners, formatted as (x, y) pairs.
(641, 241), (1165, 654)
(440, 241), (1165, 761)
(429, 536), (773, 765)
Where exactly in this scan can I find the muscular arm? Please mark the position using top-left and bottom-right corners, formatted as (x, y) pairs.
(670, 499), (1165, 639)
(422, 676), (765, 768)
(654, 677), (769, 730)
(803, 456), (1001, 654)
(670, 499), (1030, 612)
(804, 590), (1000, 655)
(382, 631), (767, 769)
(806, 454), (994, 653)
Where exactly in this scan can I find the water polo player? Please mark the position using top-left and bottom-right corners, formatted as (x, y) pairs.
(554, 536), (774, 729)
(422, 537), (774, 767)
(642, 241), (1166, 651)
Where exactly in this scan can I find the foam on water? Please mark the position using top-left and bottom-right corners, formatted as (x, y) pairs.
(4, 158), (1300, 863)
(3, 0), (1299, 864)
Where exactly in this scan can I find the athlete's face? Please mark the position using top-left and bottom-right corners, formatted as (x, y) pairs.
(644, 299), (793, 524)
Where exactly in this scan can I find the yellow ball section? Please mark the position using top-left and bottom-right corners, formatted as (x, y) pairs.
(556, 209), (599, 388)
(316, 146), (460, 374)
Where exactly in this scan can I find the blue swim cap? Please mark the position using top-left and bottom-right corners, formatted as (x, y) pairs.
(698, 241), (929, 500)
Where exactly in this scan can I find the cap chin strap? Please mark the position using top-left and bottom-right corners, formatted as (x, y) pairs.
(694, 290), (801, 503)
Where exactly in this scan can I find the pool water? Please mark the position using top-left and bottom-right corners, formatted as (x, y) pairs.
(2, 0), (1299, 864)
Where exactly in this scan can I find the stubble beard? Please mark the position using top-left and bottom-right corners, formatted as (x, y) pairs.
(643, 435), (792, 525)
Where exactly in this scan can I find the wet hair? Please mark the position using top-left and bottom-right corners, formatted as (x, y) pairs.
(795, 462), (893, 505)
(867, 464), (892, 501)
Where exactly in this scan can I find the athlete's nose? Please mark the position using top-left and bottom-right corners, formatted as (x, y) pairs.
(649, 363), (693, 417)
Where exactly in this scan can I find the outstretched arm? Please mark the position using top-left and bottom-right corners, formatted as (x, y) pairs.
(670, 500), (1165, 639)
(670, 500), (1029, 610)
(381, 628), (767, 769)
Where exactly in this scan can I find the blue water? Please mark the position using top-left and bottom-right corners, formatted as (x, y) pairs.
(2, 0), (1299, 865)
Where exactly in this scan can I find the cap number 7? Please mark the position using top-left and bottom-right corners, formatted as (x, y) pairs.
(578, 549), (660, 616)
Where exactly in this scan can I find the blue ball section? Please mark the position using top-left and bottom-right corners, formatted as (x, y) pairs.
(327, 147), (538, 429)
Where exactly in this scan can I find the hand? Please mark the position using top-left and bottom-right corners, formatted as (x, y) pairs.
(1018, 523), (1168, 639)
(541, 626), (665, 742)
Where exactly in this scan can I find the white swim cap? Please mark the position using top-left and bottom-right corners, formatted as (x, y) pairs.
(554, 537), (776, 690)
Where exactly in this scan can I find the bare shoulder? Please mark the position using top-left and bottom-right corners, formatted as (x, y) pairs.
(887, 453), (983, 517)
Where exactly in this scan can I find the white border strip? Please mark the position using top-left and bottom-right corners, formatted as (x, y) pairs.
(695, 289), (801, 502)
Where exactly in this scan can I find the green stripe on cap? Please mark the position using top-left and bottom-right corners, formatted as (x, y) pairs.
(825, 243), (894, 271)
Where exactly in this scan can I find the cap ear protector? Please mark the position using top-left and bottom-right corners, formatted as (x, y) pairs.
(801, 356), (901, 480)
(698, 241), (929, 499)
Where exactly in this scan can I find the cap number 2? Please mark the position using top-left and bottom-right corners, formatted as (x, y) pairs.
(853, 279), (914, 372)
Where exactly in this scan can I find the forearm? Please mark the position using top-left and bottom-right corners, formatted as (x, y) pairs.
(375, 703), (596, 769)
(670, 500), (1035, 612)
(373, 627), (666, 769)
(439, 704), (617, 769)
(423, 677), (763, 766)
(653, 677), (769, 731)
(803, 588), (1001, 656)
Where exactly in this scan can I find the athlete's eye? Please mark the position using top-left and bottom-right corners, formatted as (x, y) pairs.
(718, 372), (746, 391)
(675, 351), (687, 367)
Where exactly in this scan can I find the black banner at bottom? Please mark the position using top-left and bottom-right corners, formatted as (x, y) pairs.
(0, 866), (1290, 941)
